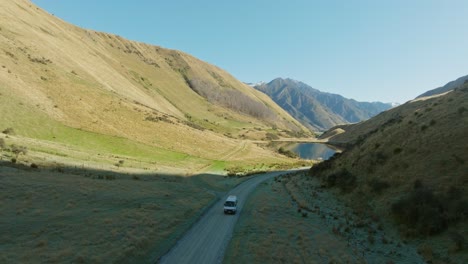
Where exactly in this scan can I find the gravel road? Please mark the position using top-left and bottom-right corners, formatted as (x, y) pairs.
(158, 170), (301, 264)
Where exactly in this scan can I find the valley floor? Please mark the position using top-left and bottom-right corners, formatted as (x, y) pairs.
(224, 171), (426, 264)
(0, 161), (250, 263)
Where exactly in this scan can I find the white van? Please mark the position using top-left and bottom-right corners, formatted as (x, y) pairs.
(223, 195), (237, 214)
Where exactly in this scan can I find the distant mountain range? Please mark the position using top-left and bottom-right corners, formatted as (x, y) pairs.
(254, 78), (393, 131)
(417, 74), (468, 98)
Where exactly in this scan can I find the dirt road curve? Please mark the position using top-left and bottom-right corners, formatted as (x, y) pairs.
(158, 170), (301, 264)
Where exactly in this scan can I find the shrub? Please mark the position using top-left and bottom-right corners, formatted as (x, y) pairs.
(391, 184), (468, 236)
(183, 121), (205, 131)
(413, 179), (423, 189)
(391, 187), (446, 236)
(115, 160), (125, 167)
(278, 147), (298, 158)
(11, 145), (27, 158)
(369, 151), (388, 165)
(28, 55), (52, 65)
(2, 128), (14, 135)
(458, 106), (466, 115)
(30, 163), (38, 169)
(449, 232), (465, 251)
(0, 138), (5, 149)
(368, 178), (390, 193)
(325, 169), (356, 192)
(265, 132), (279, 140)
(393, 147), (403, 154)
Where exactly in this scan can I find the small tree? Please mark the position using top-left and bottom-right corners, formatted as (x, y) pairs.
(2, 128), (14, 135)
(11, 145), (27, 159)
(0, 138), (5, 149)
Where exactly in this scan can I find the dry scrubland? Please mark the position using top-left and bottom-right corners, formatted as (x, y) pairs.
(227, 85), (468, 264)
(311, 85), (468, 263)
(225, 172), (424, 263)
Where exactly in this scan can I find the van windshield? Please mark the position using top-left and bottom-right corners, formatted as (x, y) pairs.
(224, 201), (236, 207)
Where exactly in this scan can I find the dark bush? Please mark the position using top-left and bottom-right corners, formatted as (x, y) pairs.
(11, 145), (27, 158)
(393, 147), (403, 154)
(368, 178), (390, 193)
(449, 232), (465, 251)
(413, 179), (423, 189)
(30, 163), (38, 169)
(278, 147), (298, 158)
(458, 106), (466, 115)
(326, 169), (356, 192)
(183, 121), (205, 131)
(391, 187), (446, 236)
(391, 185), (468, 237)
(309, 152), (342, 177)
(265, 132), (279, 140)
(2, 128), (14, 135)
(0, 138), (5, 149)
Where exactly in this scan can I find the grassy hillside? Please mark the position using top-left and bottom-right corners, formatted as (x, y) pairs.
(0, 1), (316, 262)
(308, 82), (468, 263)
(417, 74), (468, 98)
(0, 0), (311, 172)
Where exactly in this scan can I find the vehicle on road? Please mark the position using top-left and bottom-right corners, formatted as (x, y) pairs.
(223, 195), (237, 214)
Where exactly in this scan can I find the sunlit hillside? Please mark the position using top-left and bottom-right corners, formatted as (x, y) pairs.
(0, 0), (310, 173)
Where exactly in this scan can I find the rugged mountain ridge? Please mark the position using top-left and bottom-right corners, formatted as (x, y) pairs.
(255, 78), (393, 131)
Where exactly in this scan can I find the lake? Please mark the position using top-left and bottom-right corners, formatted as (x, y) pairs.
(286, 143), (337, 160)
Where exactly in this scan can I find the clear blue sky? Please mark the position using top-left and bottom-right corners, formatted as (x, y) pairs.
(32, 0), (468, 103)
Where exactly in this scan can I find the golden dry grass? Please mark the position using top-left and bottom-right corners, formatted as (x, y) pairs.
(224, 175), (361, 264)
(310, 86), (468, 263)
(0, 0), (312, 174)
(225, 172), (426, 263)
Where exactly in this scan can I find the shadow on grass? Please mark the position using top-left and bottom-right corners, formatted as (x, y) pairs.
(0, 159), (276, 263)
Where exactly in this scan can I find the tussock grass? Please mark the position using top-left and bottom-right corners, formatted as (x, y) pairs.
(224, 175), (361, 264)
(311, 85), (468, 263)
(0, 163), (250, 263)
